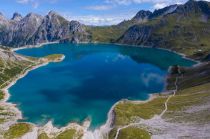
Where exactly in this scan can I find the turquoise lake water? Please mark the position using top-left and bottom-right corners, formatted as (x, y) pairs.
(9, 43), (195, 128)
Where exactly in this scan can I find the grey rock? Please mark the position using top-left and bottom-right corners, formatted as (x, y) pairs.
(132, 10), (152, 22)
(0, 13), (43, 46)
(11, 12), (22, 21)
(117, 25), (154, 45)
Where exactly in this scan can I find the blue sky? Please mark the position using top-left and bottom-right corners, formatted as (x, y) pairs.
(0, 0), (208, 25)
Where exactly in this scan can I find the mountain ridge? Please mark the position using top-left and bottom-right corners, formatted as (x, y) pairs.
(117, 0), (210, 60)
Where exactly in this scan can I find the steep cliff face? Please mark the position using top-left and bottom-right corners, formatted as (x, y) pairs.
(0, 11), (90, 47)
(30, 11), (70, 44)
(61, 20), (90, 43)
(117, 25), (154, 45)
(11, 13), (43, 46)
(132, 10), (152, 23)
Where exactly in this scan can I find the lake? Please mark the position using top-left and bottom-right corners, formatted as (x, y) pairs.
(9, 43), (195, 128)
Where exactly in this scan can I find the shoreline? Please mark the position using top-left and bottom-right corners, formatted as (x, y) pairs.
(1, 62), (49, 127)
(11, 41), (59, 52)
(91, 41), (200, 64)
(2, 62), (49, 102)
(0, 42), (198, 138)
(11, 41), (200, 64)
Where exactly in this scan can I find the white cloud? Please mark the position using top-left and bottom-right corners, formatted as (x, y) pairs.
(106, 0), (185, 5)
(141, 72), (164, 87)
(106, 0), (210, 9)
(153, 3), (167, 9)
(16, 0), (58, 9)
(105, 0), (195, 9)
(85, 5), (113, 11)
(17, 0), (30, 4)
(16, 0), (39, 8)
(62, 13), (133, 26)
(71, 15), (126, 26)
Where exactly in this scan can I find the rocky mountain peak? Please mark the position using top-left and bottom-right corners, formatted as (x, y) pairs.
(11, 12), (22, 21)
(45, 10), (69, 27)
(25, 12), (42, 19)
(46, 10), (67, 21)
(132, 10), (152, 21)
(22, 13), (43, 25)
(48, 10), (59, 16)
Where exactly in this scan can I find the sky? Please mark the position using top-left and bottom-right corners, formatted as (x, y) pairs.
(0, 0), (209, 26)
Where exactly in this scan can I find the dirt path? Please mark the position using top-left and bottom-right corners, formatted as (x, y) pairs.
(160, 77), (178, 117)
(114, 77), (179, 139)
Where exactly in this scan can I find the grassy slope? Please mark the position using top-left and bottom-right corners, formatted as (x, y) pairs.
(55, 129), (76, 139)
(86, 20), (136, 43)
(118, 127), (151, 139)
(113, 97), (167, 126)
(38, 129), (80, 139)
(0, 56), (34, 89)
(3, 123), (32, 139)
(0, 90), (4, 100)
(43, 54), (64, 62)
(38, 133), (50, 139)
(152, 14), (210, 59)
(164, 83), (210, 124)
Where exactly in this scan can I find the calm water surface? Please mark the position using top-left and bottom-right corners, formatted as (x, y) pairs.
(9, 43), (195, 128)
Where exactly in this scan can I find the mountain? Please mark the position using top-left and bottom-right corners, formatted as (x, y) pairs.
(29, 11), (90, 44)
(0, 11), (90, 47)
(117, 0), (210, 60)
